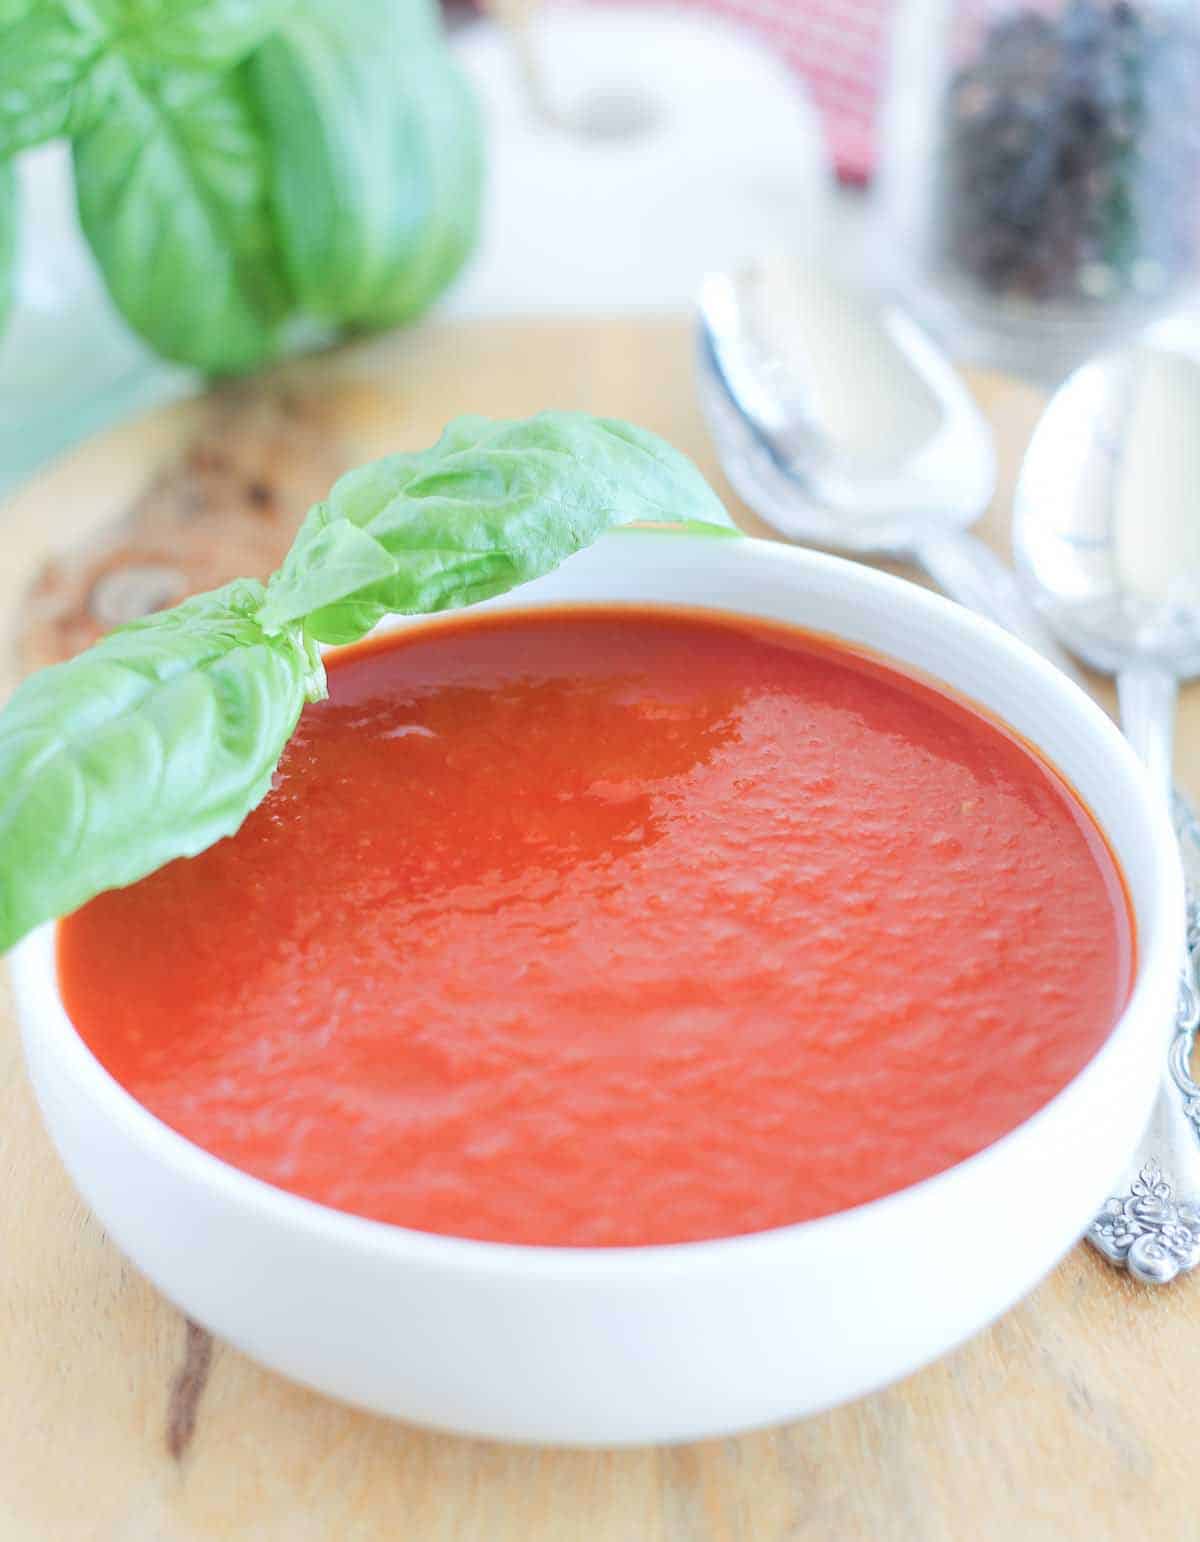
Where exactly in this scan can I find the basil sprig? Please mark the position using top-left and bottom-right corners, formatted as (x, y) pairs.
(0, 413), (734, 951)
(73, 62), (293, 374)
(0, 0), (481, 369)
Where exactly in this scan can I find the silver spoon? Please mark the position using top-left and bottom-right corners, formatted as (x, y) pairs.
(1014, 338), (1200, 1283)
(697, 257), (1088, 682)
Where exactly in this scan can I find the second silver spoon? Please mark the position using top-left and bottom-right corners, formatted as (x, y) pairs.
(1014, 337), (1200, 1284)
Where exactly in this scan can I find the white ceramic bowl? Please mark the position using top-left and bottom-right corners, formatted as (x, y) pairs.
(8, 531), (1183, 1446)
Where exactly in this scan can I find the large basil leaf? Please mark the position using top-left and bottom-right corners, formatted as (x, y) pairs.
(247, 0), (481, 330)
(73, 59), (292, 372)
(0, 1), (292, 158)
(0, 581), (317, 952)
(0, 4), (99, 155)
(258, 412), (733, 643)
(0, 160), (14, 337)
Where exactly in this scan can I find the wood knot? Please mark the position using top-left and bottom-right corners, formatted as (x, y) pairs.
(89, 564), (188, 628)
(167, 1318), (214, 1461)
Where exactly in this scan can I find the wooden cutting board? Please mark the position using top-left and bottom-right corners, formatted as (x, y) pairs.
(2, 318), (1198, 1542)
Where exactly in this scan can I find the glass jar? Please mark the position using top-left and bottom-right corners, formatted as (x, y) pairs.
(875, 0), (1200, 383)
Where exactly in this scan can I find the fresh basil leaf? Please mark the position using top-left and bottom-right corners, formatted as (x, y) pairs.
(73, 59), (292, 372)
(0, 160), (15, 337)
(247, 0), (481, 330)
(0, 581), (316, 952)
(0, 4), (100, 156)
(258, 412), (733, 643)
(0, 0), (293, 158)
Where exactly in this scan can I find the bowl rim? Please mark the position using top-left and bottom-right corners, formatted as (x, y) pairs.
(9, 529), (1184, 1280)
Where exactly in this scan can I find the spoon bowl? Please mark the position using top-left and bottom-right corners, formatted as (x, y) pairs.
(1014, 341), (1200, 681)
(697, 257), (996, 553)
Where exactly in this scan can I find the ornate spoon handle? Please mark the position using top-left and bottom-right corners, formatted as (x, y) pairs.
(1087, 970), (1200, 1283)
(1084, 672), (1200, 1284)
(1087, 795), (1200, 1282)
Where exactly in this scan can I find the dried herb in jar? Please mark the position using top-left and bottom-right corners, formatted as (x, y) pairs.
(939, 0), (1200, 308)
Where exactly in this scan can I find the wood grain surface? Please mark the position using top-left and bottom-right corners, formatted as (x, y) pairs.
(2, 318), (1197, 1542)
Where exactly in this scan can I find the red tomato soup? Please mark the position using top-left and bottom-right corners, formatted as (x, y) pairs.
(58, 606), (1133, 1247)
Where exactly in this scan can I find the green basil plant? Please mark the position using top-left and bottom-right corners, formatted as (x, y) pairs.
(0, 0), (482, 370)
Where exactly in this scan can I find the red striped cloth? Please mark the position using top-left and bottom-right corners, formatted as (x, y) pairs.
(600, 0), (894, 183)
